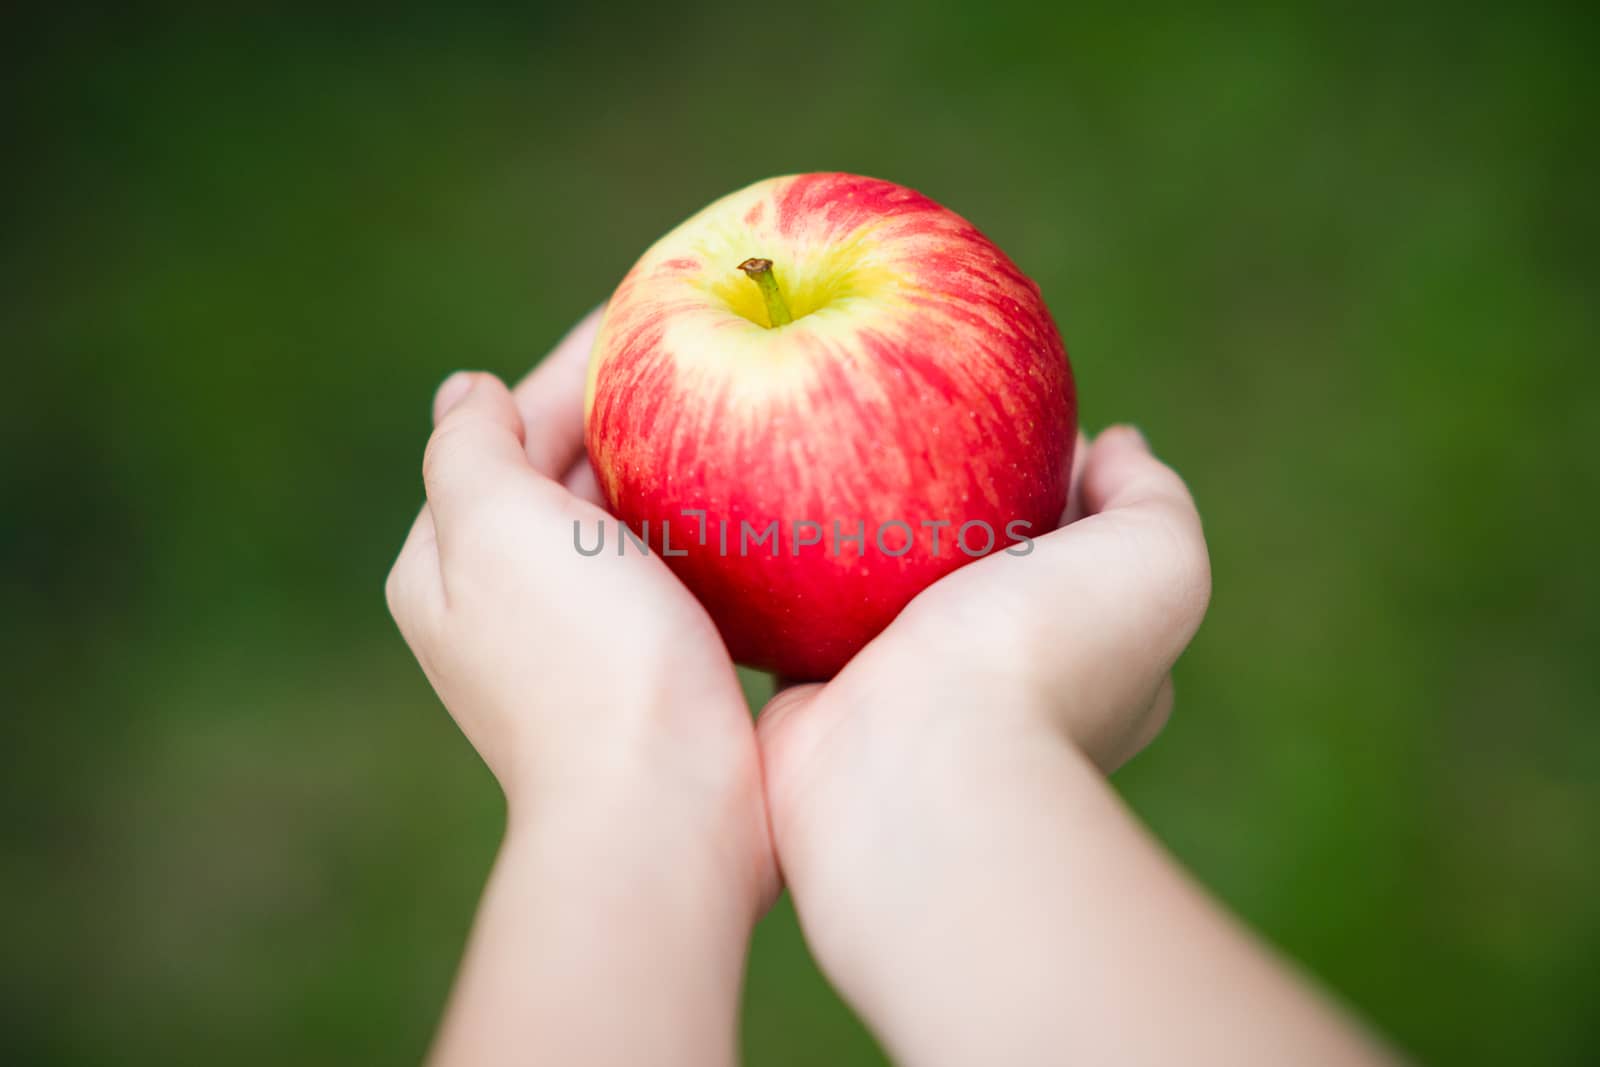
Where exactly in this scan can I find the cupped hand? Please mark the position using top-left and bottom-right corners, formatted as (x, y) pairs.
(745, 431), (1394, 1067)
(385, 310), (777, 912)
(762, 424), (1210, 759)
(756, 424), (1211, 913)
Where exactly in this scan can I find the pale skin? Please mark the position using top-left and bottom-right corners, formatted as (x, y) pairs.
(386, 309), (1400, 1066)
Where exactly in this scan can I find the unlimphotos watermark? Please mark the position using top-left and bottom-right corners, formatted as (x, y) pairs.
(573, 511), (1035, 559)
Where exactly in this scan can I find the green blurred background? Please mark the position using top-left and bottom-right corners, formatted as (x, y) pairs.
(5, 3), (1597, 1063)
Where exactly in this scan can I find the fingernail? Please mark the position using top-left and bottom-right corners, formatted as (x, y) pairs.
(433, 372), (474, 421)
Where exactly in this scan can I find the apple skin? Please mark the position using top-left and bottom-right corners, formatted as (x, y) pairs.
(585, 173), (1076, 679)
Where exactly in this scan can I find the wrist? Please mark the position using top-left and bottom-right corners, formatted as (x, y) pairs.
(433, 776), (764, 1067)
(766, 673), (1068, 851)
(501, 732), (776, 924)
(765, 681), (1092, 971)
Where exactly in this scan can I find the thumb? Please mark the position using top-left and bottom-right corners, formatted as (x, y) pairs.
(1066, 425), (1211, 655)
(421, 372), (531, 554)
(1023, 426), (1211, 712)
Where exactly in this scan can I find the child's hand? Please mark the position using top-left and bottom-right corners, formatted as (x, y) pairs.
(387, 310), (765, 839)
(753, 427), (1226, 1061)
(761, 424), (1211, 817)
(750, 433), (1387, 1065)
(387, 312), (774, 1066)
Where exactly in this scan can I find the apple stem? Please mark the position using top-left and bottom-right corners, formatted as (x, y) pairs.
(737, 257), (794, 328)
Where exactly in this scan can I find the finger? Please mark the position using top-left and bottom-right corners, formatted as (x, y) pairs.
(432, 371), (475, 427)
(561, 455), (607, 508)
(422, 373), (533, 552)
(1019, 427), (1210, 698)
(1134, 674), (1176, 752)
(1120, 675), (1175, 768)
(755, 682), (825, 750)
(386, 503), (442, 635)
(1059, 430), (1092, 526)
(513, 306), (605, 477)
(1079, 425), (1199, 525)
(1071, 424), (1209, 635)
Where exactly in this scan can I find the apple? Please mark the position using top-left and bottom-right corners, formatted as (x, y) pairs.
(584, 173), (1076, 679)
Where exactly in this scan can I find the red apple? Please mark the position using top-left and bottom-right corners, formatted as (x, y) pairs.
(585, 173), (1076, 679)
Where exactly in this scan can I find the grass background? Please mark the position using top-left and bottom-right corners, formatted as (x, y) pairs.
(5, 3), (1597, 1063)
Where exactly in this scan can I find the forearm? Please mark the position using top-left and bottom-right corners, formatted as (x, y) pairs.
(429, 795), (760, 1067)
(778, 709), (1397, 1067)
